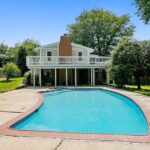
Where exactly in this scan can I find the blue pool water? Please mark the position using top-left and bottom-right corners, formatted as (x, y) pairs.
(13, 89), (148, 134)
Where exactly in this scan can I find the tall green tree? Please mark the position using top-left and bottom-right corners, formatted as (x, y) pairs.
(109, 38), (146, 90)
(68, 8), (134, 56)
(17, 46), (28, 76)
(135, 0), (150, 24)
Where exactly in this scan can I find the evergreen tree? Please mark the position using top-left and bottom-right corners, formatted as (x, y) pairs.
(17, 46), (28, 76)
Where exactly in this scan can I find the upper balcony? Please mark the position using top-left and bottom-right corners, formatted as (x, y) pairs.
(26, 56), (110, 68)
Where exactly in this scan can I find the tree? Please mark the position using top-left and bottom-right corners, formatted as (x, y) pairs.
(108, 64), (131, 88)
(17, 46), (28, 76)
(6, 47), (18, 63)
(144, 41), (150, 75)
(14, 39), (40, 56)
(0, 39), (39, 76)
(139, 40), (150, 84)
(0, 43), (9, 67)
(3, 62), (20, 81)
(0, 43), (18, 67)
(109, 38), (145, 90)
(134, 0), (150, 24)
(19, 39), (40, 56)
(68, 8), (134, 56)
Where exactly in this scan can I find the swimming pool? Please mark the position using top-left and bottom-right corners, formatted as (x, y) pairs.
(13, 89), (148, 135)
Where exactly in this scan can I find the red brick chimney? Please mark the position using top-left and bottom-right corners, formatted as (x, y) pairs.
(59, 35), (72, 56)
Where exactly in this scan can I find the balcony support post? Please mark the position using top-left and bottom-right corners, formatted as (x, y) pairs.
(91, 68), (93, 86)
(75, 68), (77, 86)
(66, 68), (68, 86)
(55, 68), (57, 87)
(88, 69), (90, 84)
(93, 68), (95, 86)
(33, 68), (35, 87)
(107, 70), (110, 85)
(101, 69), (103, 84)
(39, 68), (41, 86)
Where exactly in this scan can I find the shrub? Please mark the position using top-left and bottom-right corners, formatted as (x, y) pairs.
(24, 71), (32, 85)
(3, 62), (20, 81)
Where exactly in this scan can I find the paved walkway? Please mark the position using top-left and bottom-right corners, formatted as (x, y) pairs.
(0, 87), (150, 150)
(1, 135), (150, 150)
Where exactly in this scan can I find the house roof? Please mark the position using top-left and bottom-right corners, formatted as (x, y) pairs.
(34, 42), (95, 53)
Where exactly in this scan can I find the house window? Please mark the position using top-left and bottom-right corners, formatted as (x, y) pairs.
(47, 51), (52, 61)
(78, 52), (82, 61)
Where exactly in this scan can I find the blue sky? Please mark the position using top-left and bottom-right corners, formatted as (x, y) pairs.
(0, 0), (149, 46)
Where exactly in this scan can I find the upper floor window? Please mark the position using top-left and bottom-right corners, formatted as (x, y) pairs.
(47, 51), (52, 61)
(78, 52), (82, 61)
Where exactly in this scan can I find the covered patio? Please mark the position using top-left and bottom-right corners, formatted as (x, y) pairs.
(32, 68), (109, 87)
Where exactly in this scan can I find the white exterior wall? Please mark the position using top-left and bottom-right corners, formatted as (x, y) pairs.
(37, 43), (90, 57)
(72, 45), (89, 57)
(39, 44), (59, 57)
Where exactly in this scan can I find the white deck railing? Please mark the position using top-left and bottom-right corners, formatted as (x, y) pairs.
(26, 56), (110, 67)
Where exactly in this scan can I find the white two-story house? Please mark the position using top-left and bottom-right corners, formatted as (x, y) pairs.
(26, 35), (110, 86)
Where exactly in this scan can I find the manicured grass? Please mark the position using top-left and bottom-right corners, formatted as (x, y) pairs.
(0, 77), (24, 92)
(125, 85), (150, 96)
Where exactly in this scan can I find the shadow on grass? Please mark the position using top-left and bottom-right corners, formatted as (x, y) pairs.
(124, 87), (150, 96)
(0, 80), (13, 83)
(125, 87), (150, 92)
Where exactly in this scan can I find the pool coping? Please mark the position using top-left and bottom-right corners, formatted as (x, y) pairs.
(0, 87), (150, 143)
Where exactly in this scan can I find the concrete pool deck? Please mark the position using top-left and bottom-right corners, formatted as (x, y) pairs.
(0, 87), (150, 149)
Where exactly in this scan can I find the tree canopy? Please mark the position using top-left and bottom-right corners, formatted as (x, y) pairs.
(68, 8), (134, 56)
(135, 0), (150, 24)
(109, 38), (150, 89)
(15, 39), (40, 56)
(21, 39), (40, 55)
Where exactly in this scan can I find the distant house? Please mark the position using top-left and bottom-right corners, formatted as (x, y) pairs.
(26, 35), (110, 86)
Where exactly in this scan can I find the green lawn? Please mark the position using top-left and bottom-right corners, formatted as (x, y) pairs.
(125, 85), (150, 96)
(0, 77), (24, 92)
